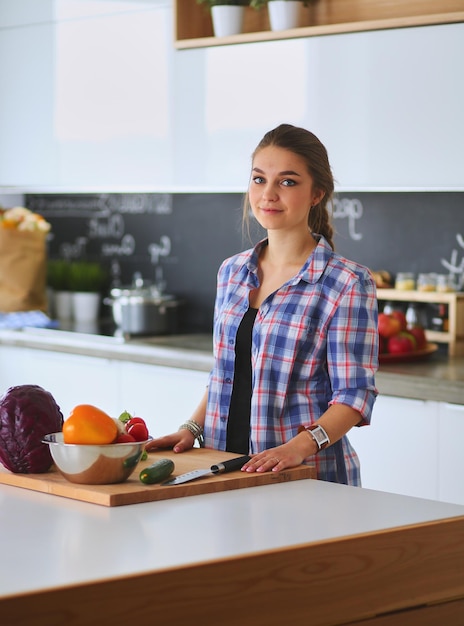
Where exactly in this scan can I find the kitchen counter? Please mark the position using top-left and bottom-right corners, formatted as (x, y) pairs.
(1, 473), (464, 625)
(0, 326), (463, 404)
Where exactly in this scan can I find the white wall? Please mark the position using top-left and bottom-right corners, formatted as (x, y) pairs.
(0, 0), (463, 192)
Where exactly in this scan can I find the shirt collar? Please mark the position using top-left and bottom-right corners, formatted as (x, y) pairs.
(245, 235), (333, 285)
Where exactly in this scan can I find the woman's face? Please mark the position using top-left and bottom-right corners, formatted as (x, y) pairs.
(248, 145), (324, 233)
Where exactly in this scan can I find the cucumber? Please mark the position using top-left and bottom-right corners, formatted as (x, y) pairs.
(123, 449), (143, 469)
(139, 458), (175, 484)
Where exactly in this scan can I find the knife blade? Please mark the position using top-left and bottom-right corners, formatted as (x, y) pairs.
(161, 454), (251, 485)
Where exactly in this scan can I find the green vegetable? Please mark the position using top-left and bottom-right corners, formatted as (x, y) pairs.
(139, 458), (175, 484)
(123, 448), (144, 469)
(118, 410), (132, 423)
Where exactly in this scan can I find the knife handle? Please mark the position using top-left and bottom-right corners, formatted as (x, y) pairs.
(211, 455), (251, 474)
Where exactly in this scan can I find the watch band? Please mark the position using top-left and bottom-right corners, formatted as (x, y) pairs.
(299, 424), (330, 453)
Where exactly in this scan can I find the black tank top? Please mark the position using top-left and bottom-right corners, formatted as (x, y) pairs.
(226, 307), (258, 454)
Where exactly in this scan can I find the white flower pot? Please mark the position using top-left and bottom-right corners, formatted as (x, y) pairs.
(211, 5), (245, 37)
(268, 0), (303, 31)
(54, 291), (73, 320)
(72, 292), (100, 323)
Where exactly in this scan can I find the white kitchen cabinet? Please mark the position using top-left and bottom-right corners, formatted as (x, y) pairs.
(0, 345), (120, 418)
(1, 1), (463, 191)
(348, 395), (440, 501)
(438, 402), (464, 505)
(118, 361), (208, 437)
(0, 344), (208, 435)
(0, 1), (173, 189)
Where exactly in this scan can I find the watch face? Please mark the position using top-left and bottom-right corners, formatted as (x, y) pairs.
(312, 427), (327, 444)
(310, 425), (329, 446)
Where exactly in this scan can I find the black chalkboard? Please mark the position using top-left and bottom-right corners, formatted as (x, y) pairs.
(332, 192), (463, 280)
(26, 193), (253, 332)
(26, 191), (464, 333)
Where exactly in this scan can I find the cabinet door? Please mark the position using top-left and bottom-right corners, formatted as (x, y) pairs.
(118, 362), (209, 437)
(0, 346), (120, 418)
(347, 395), (439, 500)
(438, 403), (464, 505)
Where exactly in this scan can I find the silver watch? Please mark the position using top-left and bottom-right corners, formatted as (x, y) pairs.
(306, 424), (330, 452)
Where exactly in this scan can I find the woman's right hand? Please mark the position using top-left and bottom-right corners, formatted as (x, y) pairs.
(145, 430), (195, 454)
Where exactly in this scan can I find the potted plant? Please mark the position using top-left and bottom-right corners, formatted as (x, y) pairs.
(47, 259), (73, 320)
(68, 261), (108, 323)
(251, 0), (308, 31)
(68, 261), (107, 293)
(196, 0), (249, 37)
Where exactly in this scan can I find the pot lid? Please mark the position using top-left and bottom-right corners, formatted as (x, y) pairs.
(116, 292), (178, 306)
(111, 284), (162, 298)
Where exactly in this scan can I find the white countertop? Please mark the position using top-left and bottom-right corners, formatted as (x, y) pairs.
(0, 327), (214, 371)
(1, 326), (464, 403)
(1, 476), (464, 600)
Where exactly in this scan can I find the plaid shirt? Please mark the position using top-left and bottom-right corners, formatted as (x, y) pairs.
(205, 236), (379, 485)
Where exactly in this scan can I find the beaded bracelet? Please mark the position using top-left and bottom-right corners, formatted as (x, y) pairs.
(178, 419), (205, 447)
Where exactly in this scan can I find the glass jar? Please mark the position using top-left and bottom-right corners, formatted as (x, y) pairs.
(395, 272), (415, 291)
(435, 274), (456, 293)
(417, 273), (437, 292)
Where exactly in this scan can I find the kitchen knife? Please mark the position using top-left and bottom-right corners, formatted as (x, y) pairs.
(161, 454), (251, 485)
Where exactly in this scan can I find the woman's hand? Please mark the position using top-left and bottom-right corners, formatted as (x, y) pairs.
(145, 430), (195, 454)
(241, 432), (315, 473)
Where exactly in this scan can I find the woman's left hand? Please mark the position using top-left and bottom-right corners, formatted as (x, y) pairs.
(241, 434), (313, 473)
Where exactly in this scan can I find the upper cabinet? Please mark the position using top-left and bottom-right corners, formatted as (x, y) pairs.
(175, 0), (464, 48)
(1, 1), (462, 191)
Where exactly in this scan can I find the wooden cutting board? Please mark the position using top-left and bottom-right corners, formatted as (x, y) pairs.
(0, 449), (316, 507)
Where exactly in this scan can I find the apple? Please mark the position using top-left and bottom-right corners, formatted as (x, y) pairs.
(378, 312), (402, 338)
(408, 325), (427, 350)
(387, 331), (416, 354)
(391, 310), (407, 331)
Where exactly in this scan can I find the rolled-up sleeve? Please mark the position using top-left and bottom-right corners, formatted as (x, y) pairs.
(327, 272), (379, 424)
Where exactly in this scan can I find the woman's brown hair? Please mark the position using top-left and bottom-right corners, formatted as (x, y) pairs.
(244, 123), (335, 250)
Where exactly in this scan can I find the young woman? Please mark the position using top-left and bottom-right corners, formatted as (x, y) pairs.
(147, 124), (378, 485)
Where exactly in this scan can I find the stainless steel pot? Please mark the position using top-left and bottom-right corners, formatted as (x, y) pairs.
(105, 284), (180, 336)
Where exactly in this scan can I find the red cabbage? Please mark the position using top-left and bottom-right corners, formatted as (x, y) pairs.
(0, 384), (63, 473)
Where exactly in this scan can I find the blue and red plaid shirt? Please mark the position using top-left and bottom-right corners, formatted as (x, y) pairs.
(205, 235), (379, 485)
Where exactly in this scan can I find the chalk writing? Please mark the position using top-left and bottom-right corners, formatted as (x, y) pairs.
(101, 234), (136, 257)
(28, 193), (172, 217)
(29, 195), (108, 216)
(148, 236), (171, 264)
(106, 193), (172, 215)
(441, 233), (464, 289)
(60, 237), (88, 260)
(88, 214), (125, 239)
(332, 197), (363, 240)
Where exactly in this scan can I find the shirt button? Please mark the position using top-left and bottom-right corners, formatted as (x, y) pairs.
(225, 377), (232, 383)
(229, 339), (234, 345)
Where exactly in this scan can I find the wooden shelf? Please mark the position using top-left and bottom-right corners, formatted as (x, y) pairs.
(377, 289), (464, 305)
(377, 289), (464, 357)
(174, 1), (464, 49)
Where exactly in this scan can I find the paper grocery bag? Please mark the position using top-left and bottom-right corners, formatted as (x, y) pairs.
(0, 229), (47, 312)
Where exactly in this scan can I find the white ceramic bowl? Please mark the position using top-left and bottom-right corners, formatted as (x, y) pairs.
(42, 432), (150, 484)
